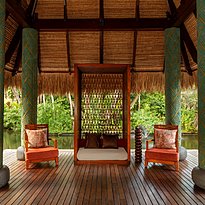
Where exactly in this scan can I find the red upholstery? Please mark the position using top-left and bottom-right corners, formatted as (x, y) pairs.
(25, 124), (59, 169)
(145, 148), (179, 162)
(25, 147), (58, 161)
(145, 124), (179, 171)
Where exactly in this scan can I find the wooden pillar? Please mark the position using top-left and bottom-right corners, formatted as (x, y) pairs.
(21, 28), (38, 145)
(0, 0), (5, 168)
(164, 28), (181, 141)
(192, 0), (205, 190)
(0, 0), (10, 188)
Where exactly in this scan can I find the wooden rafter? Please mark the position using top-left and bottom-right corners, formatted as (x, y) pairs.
(193, 8), (196, 18)
(12, 39), (22, 76)
(6, 0), (31, 27)
(168, 0), (196, 27)
(100, 0), (104, 19)
(35, 18), (167, 31)
(180, 37), (193, 76)
(181, 24), (197, 64)
(64, 0), (71, 73)
(5, 26), (22, 65)
(38, 32), (41, 73)
(27, 0), (38, 18)
(100, 0), (104, 64)
(66, 32), (71, 73)
(132, 0), (140, 68)
(6, 11), (9, 20)
(167, 0), (176, 16)
(167, 0), (195, 75)
(100, 31), (104, 64)
(64, 0), (67, 21)
(162, 58), (165, 73)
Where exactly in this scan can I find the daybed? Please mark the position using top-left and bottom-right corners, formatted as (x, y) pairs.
(74, 64), (130, 165)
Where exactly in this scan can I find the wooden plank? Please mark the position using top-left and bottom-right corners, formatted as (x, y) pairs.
(35, 152), (72, 205)
(75, 164), (91, 204)
(27, 152), (72, 204)
(1, 150), (205, 205)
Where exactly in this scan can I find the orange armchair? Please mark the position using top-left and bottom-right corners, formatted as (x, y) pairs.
(145, 124), (179, 171)
(24, 124), (59, 169)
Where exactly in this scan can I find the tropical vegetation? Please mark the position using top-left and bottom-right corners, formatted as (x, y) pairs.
(4, 88), (197, 134)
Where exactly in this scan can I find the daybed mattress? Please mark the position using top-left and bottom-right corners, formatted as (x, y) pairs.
(77, 147), (128, 160)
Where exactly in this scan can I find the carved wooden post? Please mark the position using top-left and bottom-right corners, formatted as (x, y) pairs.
(0, 0), (10, 188)
(192, 0), (205, 189)
(17, 28), (38, 160)
(135, 126), (142, 163)
(164, 27), (186, 161)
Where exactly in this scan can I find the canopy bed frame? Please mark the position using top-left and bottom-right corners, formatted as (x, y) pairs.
(74, 64), (130, 165)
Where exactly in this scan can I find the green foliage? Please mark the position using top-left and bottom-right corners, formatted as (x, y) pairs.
(131, 92), (165, 133)
(37, 96), (73, 133)
(3, 88), (198, 134)
(181, 90), (197, 133)
(4, 101), (21, 131)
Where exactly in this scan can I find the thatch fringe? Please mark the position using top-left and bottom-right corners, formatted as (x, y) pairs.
(181, 71), (197, 89)
(131, 72), (165, 93)
(4, 70), (197, 95)
(4, 71), (22, 90)
(131, 71), (197, 93)
(38, 73), (74, 96)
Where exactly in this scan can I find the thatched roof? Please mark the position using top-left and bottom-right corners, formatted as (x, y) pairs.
(5, 0), (197, 95)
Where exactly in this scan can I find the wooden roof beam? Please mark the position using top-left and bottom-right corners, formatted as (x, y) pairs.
(6, 0), (31, 27)
(181, 37), (193, 76)
(34, 18), (167, 31)
(168, 0), (196, 27)
(100, 0), (104, 64)
(132, 0), (140, 68)
(100, 31), (104, 64)
(66, 32), (71, 73)
(64, 0), (67, 20)
(181, 24), (197, 64)
(27, 0), (38, 18)
(12, 40), (22, 76)
(38, 32), (41, 73)
(5, 26), (22, 65)
(167, 0), (197, 64)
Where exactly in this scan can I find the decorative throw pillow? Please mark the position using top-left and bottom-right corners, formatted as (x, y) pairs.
(85, 133), (100, 148)
(154, 128), (177, 149)
(102, 134), (118, 148)
(26, 128), (48, 148)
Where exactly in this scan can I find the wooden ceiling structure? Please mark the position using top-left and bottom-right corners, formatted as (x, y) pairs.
(4, 0), (197, 94)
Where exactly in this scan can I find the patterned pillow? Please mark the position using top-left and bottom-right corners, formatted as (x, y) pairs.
(26, 128), (48, 148)
(154, 129), (177, 149)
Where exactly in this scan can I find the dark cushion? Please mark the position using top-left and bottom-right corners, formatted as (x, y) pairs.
(85, 133), (101, 148)
(102, 134), (118, 148)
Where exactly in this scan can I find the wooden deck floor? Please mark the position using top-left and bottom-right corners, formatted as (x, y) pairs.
(1, 150), (205, 205)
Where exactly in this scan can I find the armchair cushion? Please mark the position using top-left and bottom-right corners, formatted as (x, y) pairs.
(145, 148), (179, 162)
(154, 128), (177, 149)
(25, 146), (58, 161)
(26, 128), (48, 148)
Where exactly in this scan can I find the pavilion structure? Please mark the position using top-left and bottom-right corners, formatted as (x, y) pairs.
(0, 0), (204, 189)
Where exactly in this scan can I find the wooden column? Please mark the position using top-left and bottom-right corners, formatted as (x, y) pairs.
(164, 27), (181, 141)
(192, 0), (205, 190)
(0, 0), (5, 168)
(0, 0), (10, 188)
(21, 28), (38, 145)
